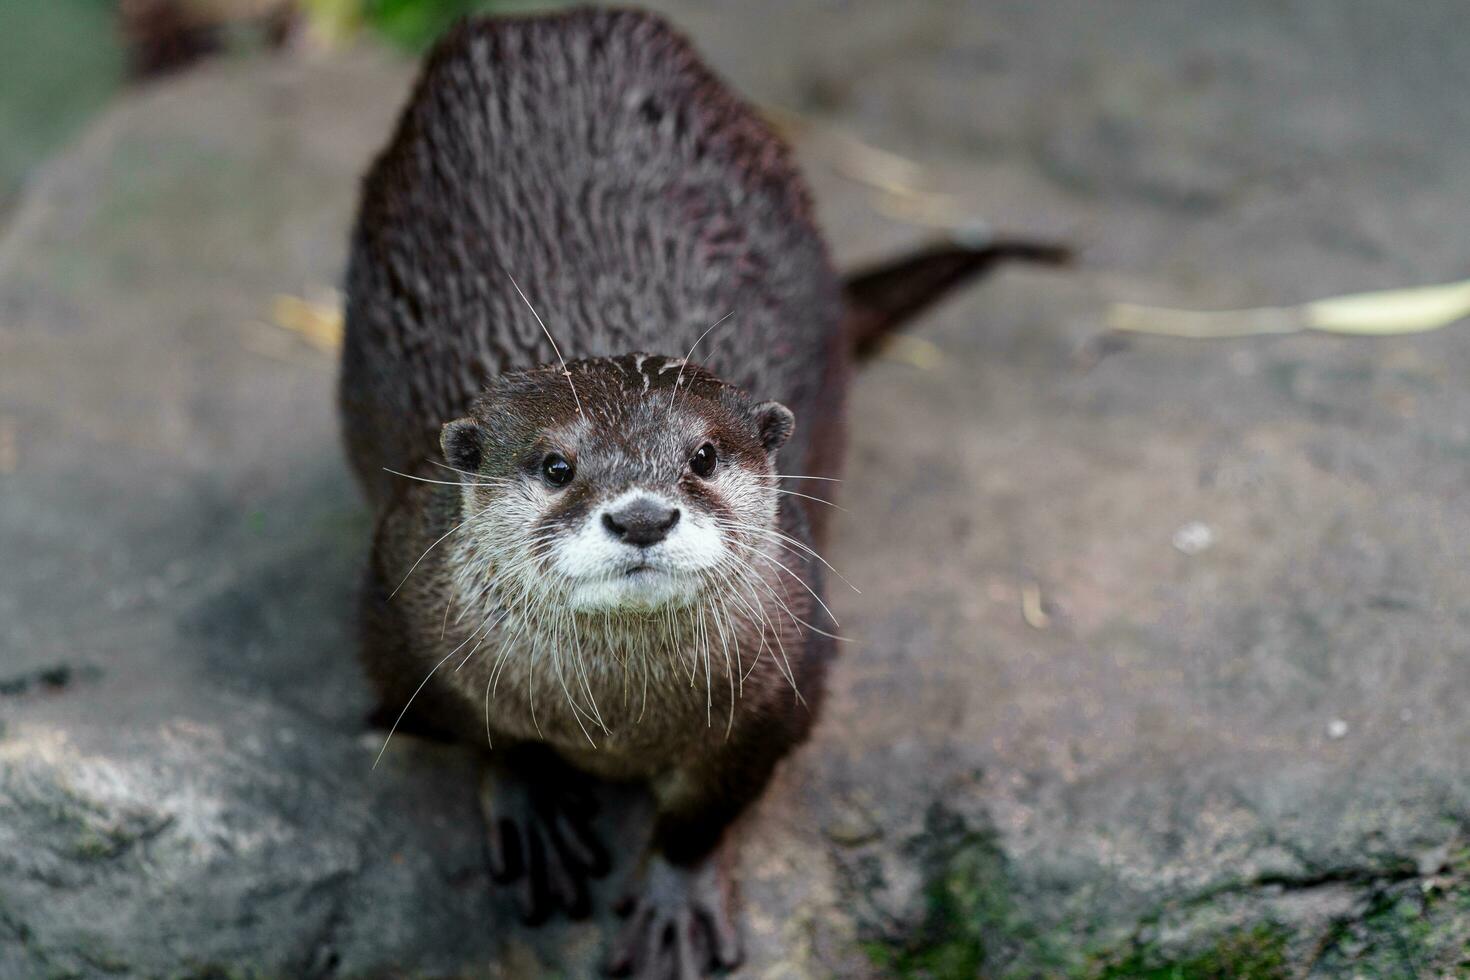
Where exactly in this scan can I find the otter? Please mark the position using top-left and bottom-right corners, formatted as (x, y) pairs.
(339, 9), (1067, 978)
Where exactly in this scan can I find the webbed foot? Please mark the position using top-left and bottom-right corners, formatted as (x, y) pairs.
(479, 751), (611, 923)
(605, 854), (741, 978)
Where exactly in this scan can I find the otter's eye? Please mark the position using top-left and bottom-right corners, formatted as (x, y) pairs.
(542, 453), (574, 487)
(689, 442), (717, 478)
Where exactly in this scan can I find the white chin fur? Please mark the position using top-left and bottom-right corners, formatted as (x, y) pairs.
(567, 569), (701, 612)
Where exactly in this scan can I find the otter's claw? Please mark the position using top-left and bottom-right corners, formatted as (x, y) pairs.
(606, 855), (741, 979)
(480, 763), (610, 923)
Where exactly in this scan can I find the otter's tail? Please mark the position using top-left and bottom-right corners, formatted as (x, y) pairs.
(842, 237), (1071, 360)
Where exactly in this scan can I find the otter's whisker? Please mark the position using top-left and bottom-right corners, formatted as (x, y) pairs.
(456, 607), (512, 670)
(507, 271), (584, 418)
(557, 620), (606, 743)
(497, 573), (600, 747)
(744, 568), (846, 643)
(714, 555), (805, 693)
(681, 606), (700, 688)
(636, 606), (669, 726)
(527, 635), (544, 739)
(667, 310), (735, 414)
(718, 517), (861, 595)
(728, 567), (803, 701)
(488, 609), (528, 700)
(569, 614), (610, 736)
(552, 635), (599, 748)
(710, 599), (738, 738)
(725, 572), (779, 688)
(372, 643), (467, 769)
(744, 633), (770, 683)
(383, 467), (510, 489)
(771, 487), (847, 511)
(698, 605), (713, 725)
(455, 576), (496, 625)
(486, 588), (557, 746)
(440, 600), (512, 673)
(718, 528), (850, 622)
(707, 559), (775, 697)
(707, 568), (748, 699)
(426, 460), (517, 487)
(724, 547), (843, 650)
(729, 516), (855, 580)
(485, 672), (494, 750)
(460, 531), (557, 624)
(389, 503), (496, 598)
(483, 579), (540, 701)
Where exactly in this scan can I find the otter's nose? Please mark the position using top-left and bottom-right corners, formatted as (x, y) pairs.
(602, 498), (680, 547)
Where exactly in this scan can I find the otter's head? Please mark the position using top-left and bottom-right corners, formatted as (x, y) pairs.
(441, 354), (794, 614)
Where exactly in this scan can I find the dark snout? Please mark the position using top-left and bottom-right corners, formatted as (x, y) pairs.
(603, 497), (680, 547)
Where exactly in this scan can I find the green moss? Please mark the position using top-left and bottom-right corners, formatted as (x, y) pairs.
(1090, 925), (1291, 980)
(166, 966), (260, 980)
(70, 828), (122, 860)
(1309, 871), (1470, 978)
(76, 946), (132, 975)
(860, 839), (988, 979)
(851, 804), (1470, 980)
(860, 806), (1083, 979)
(320, 0), (568, 51)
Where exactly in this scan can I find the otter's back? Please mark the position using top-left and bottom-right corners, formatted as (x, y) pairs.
(340, 9), (843, 504)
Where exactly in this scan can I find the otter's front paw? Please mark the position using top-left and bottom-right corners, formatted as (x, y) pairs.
(605, 855), (741, 979)
(479, 764), (611, 923)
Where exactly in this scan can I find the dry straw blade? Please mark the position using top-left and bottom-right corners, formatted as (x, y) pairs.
(763, 105), (931, 195)
(1307, 278), (1470, 334)
(270, 292), (344, 352)
(1109, 277), (1470, 339)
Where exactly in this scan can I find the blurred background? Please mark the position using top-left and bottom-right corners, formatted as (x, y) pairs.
(0, 1), (552, 217)
(3, 2), (1470, 978)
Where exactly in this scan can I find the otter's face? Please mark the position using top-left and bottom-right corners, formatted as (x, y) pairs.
(441, 355), (795, 614)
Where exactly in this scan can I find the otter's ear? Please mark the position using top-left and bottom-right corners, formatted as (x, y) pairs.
(752, 401), (795, 453)
(441, 418), (484, 472)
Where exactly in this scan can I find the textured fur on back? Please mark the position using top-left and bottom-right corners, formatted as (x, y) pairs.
(340, 7), (845, 508)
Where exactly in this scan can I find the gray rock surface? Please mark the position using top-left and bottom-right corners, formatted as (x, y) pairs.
(4, 3), (1470, 977)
